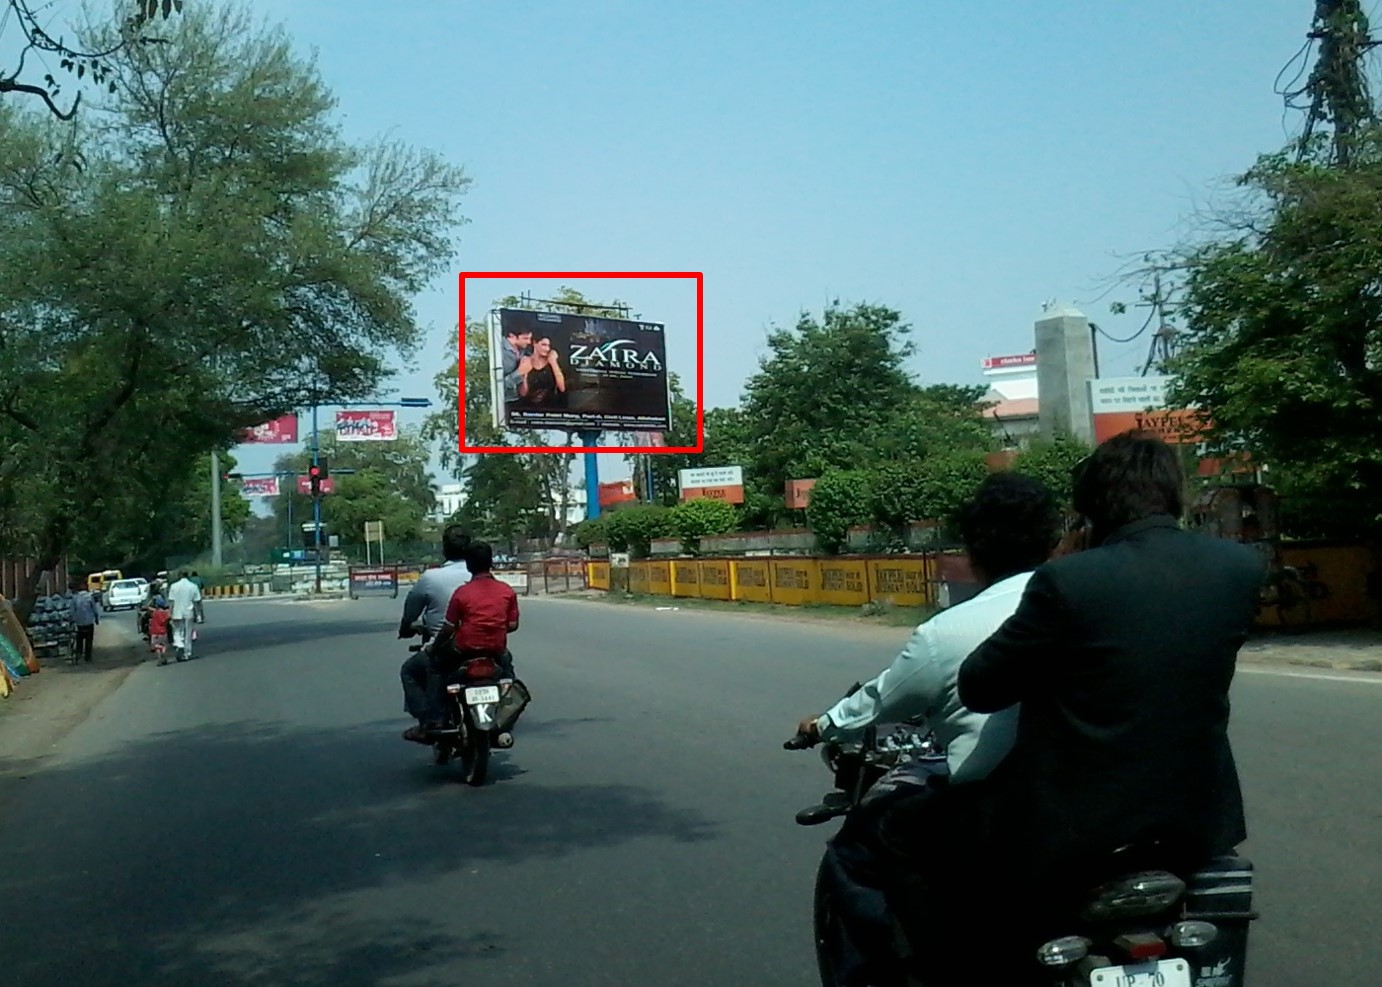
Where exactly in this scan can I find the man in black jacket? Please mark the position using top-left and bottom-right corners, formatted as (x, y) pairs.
(956, 430), (1266, 931)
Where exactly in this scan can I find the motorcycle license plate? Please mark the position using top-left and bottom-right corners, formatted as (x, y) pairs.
(464, 686), (500, 705)
(1090, 959), (1192, 987)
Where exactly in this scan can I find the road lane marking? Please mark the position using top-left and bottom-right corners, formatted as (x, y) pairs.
(1238, 665), (1382, 685)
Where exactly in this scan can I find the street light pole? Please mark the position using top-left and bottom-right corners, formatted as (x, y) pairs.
(210, 450), (224, 567)
(312, 404), (323, 594)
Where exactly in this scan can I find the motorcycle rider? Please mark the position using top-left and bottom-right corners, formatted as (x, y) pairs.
(792, 472), (1063, 987)
(398, 525), (475, 731)
(406, 540), (519, 743)
(942, 430), (1267, 967)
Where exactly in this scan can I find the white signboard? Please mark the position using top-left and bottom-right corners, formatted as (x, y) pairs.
(610, 553), (630, 568)
(1088, 376), (1171, 414)
(678, 466), (744, 490)
(494, 570), (529, 591)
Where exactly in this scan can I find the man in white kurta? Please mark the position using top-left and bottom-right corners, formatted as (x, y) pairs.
(166, 573), (202, 660)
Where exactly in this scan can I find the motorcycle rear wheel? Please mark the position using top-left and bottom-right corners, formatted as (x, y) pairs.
(460, 725), (490, 786)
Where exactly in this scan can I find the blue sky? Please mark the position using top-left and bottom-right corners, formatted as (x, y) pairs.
(218, 0), (1328, 488)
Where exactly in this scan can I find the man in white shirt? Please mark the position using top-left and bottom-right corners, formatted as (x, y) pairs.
(166, 571), (203, 661)
(398, 526), (474, 728)
(792, 472), (1063, 987)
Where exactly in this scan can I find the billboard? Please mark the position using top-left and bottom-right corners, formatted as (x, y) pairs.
(679, 466), (745, 504)
(240, 477), (280, 498)
(336, 410), (397, 442)
(981, 352), (1037, 372)
(242, 414), (298, 444)
(491, 308), (671, 433)
(1088, 376), (1209, 445)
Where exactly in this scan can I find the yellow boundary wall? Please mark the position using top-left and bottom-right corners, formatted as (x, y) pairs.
(592, 556), (938, 609)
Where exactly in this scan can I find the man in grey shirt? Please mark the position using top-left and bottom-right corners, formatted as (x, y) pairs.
(398, 526), (474, 727)
(70, 579), (99, 663)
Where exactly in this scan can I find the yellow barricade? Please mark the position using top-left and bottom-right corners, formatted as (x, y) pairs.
(817, 560), (870, 607)
(671, 561), (701, 598)
(698, 560), (733, 600)
(629, 562), (651, 594)
(731, 560), (772, 603)
(587, 562), (611, 590)
(647, 561), (673, 595)
(867, 557), (933, 607)
(770, 558), (819, 606)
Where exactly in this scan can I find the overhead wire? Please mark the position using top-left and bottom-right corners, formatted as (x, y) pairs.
(1094, 305), (1157, 345)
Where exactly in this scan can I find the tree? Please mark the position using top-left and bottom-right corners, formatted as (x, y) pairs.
(268, 427), (437, 549)
(423, 287), (635, 544)
(1167, 135), (1382, 533)
(1010, 435), (1092, 509)
(625, 373), (698, 506)
(0, 1), (183, 119)
(741, 302), (920, 497)
(806, 469), (872, 555)
(668, 498), (737, 554)
(0, 2), (468, 618)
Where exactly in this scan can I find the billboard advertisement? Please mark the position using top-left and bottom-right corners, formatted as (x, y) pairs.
(679, 466), (745, 504)
(241, 414), (299, 444)
(491, 308), (671, 433)
(1088, 376), (1209, 445)
(336, 410), (397, 442)
(240, 477), (280, 498)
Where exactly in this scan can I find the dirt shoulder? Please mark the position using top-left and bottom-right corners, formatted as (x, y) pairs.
(0, 619), (147, 797)
(549, 591), (1382, 672)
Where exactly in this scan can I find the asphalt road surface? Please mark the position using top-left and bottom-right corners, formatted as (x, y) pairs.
(1, 594), (1379, 986)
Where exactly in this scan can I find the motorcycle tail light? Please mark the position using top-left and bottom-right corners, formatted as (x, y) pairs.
(1035, 936), (1091, 968)
(465, 658), (498, 679)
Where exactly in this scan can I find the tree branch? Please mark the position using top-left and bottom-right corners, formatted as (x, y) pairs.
(0, 79), (79, 120)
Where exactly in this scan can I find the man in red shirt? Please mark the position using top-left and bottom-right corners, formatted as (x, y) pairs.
(405, 542), (519, 742)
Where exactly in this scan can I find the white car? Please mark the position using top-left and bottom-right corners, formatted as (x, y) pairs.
(103, 579), (148, 611)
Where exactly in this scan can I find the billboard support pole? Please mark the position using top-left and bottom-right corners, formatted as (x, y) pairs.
(579, 430), (601, 520)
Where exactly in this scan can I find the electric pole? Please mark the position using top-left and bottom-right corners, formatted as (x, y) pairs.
(1138, 272), (1178, 376)
(1299, 0), (1379, 165)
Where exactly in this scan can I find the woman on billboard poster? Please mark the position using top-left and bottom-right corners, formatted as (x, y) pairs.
(515, 334), (568, 410)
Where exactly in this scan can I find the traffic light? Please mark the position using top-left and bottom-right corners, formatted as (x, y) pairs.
(308, 460), (327, 494)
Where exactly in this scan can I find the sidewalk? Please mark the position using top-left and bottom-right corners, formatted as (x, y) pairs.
(0, 618), (147, 797)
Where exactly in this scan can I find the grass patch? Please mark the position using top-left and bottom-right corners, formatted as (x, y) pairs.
(564, 590), (931, 627)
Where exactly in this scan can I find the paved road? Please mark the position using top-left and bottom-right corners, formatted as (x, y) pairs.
(1, 595), (1379, 986)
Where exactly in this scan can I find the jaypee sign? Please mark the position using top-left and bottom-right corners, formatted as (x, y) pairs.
(678, 466), (745, 504)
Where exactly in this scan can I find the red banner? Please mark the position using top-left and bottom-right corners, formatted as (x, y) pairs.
(242, 414), (299, 444)
(336, 410), (397, 442)
(297, 476), (336, 495)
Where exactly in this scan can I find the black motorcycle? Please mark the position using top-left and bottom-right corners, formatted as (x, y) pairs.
(407, 634), (530, 787)
(787, 684), (1257, 986)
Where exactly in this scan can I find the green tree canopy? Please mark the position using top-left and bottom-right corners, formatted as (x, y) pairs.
(0, 2), (468, 616)
(1169, 135), (1382, 533)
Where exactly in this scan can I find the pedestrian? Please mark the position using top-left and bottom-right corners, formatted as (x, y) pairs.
(189, 570), (206, 623)
(166, 571), (202, 660)
(69, 578), (99, 663)
(148, 596), (174, 665)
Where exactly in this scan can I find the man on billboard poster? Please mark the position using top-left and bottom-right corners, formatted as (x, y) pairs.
(501, 323), (533, 405)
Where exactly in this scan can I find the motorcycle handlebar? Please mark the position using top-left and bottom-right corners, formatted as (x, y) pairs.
(783, 732), (817, 751)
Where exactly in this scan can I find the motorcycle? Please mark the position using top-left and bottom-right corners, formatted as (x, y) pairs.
(786, 683), (1257, 987)
(407, 631), (530, 787)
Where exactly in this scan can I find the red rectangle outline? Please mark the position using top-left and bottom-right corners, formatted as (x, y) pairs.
(458, 272), (705, 455)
